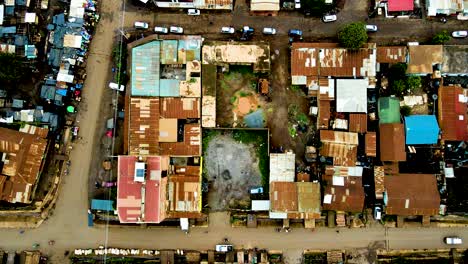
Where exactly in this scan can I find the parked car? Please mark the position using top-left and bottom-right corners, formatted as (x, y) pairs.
(221, 26), (235, 34)
(187, 9), (200, 15)
(322, 14), (337, 23)
(294, 0), (301, 9)
(366, 24), (378, 32)
(242, 26), (254, 33)
(250, 187), (264, 194)
(444, 236), (463, 245)
(452, 30), (468, 38)
(154, 26), (168, 34)
(170, 26), (184, 34)
(263, 27), (277, 35)
(134, 21), (149, 29)
(288, 29), (302, 37)
(109, 82), (125, 92)
(215, 245), (233, 252)
(374, 206), (382, 220)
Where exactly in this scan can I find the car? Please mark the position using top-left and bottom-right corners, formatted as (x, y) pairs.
(154, 26), (168, 34)
(322, 14), (337, 23)
(242, 26), (254, 33)
(221, 27), (235, 34)
(444, 236), (463, 245)
(215, 245), (233, 252)
(452, 30), (468, 38)
(366, 25), (378, 32)
(294, 0), (301, 9)
(263, 27), (277, 35)
(374, 206), (382, 220)
(134, 21), (149, 29)
(109, 82), (125, 92)
(170, 26), (184, 34)
(187, 9), (200, 15)
(250, 187), (264, 194)
(288, 29), (302, 37)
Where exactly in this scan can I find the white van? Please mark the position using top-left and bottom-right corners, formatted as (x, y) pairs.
(109, 82), (125, 92)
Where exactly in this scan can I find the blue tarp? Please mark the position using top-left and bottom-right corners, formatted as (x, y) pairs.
(42, 112), (51, 122)
(47, 48), (62, 67)
(40, 85), (55, 100)
(0, 26), (16, 37)
(12, 99), (24, 108)
(244, 109), (265, 128)
(52, 14), (66, 26)
(91, 199), (114, 211)
(15, 0), (27, 6)
(14, 35), (27, 46)
(25, 45), (37, 59)
(56, 89), (67, 96)
(5, 6), (14, 16)
(47, 24), (55, 31)
(405, 115), (440, 145)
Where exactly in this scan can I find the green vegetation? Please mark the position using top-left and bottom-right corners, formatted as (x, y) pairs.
(387, 64), (422, 97)
(230, 95), (237, 104)
(432, 30), (450, 44)
(239, 91), (251, 97)
(406, 76), (422, 91)
(303, 252), (327, 264)
(0, 52), (27, 87)
(391, 79), (407, 96)
(112, 41), (128, 85)
(288, 125), (297, 138)
(302, 0), (333, 16)
(400, 105), (412, 116)
(338, 22), (368, 50)
(231, 130), (269, 191)
(291, 85), (302, 91)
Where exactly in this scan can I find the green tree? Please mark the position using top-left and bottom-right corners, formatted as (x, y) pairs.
(391, 79), (406, 96)
(400, 105), (412, 116)
(0, 52), (26, 84)
(388, 63), (408, 81)
(302, 0), (333, 16)
(406, 76), (421, 91)
(337, 22), (368, 50)
(432, 30), (450, 44)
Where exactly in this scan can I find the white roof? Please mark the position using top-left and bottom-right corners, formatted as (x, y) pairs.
(444, 167), (455, 178)
(250, 0), (280, 11)
(336, 78), (368, 113)
(332, 176), (345, 186)
(25, 12), (36, 23)
(180, 218), (189, 230)
(323, 194), (332, 204)
(269, 153), (295, 182)
(0, 5), (4, 26)
(63, 34), (82, 48)
(269, 211), (287, 219)
(251, 200), (270, 211)
(57, 72), (75, 83)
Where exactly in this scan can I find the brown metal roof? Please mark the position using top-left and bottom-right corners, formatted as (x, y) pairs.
(438, 85), (468, 141)
(374, 166), (384, 199)
(385, 174), (440, 216)
(0, 126), (48, 203)
(322, 169), (364, 213)
(407, 45), (443, 74)
(376, 46), (407, 63)
(128, 97), (160, 156)
(297, 172), (310, 182)
(291, 42), (376, 78)
(160, 123), (201, 156)
(320, 130), (359, 166)
(160, 98), (200, 119)
(318, 100), (331, 129)
(365, 132), (377, 157)
(270, 182), (297, 212)
(379, 123), (406, 162)
(167, 166), (201, 213)
(320, 130), (359, 144)
(349, 113), (367, 133)
(296, 182), (321, 218)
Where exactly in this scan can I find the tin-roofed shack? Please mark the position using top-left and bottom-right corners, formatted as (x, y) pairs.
(438, 85), (468, 141)
(319, 130), (359, 166)
(379, 123), (406, 162)
(322, 166), (364, 213)
(0, 126), (48, 204)
(407, 45), (443, 75)
(376, 46), (407, 64)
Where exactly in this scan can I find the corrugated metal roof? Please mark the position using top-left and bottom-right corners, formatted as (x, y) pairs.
(91, 199), (114, 211)
(379, 123), (406, 161)
(0, 126), (48, 204)
(297, 182), (321, 218)
(388, 0), (414, 11)
(320, 130), (359, 166)
(160, 40), (178, 65)
(160, 123), (201, 156)
(378, 97), (401, 124)
(131, 41), (161, 96)
(365, 132), (377, 157)
(270, 182), (297, 212)
(374, 166), (384, 199)
(167, 165), (201, 213)
(438, 85), (468, 141)
(320, 130), (359, 145)
(250, 0), (280, 11)
(269, 153), (295, 182)
(336, 79), (368, 113)
(349, 114), (367, 133)
(407, 45), (443, 74)
(385, 174), (440, 216)
(376, 46), (407, 63)
(128, 97), (160, 156)
(404, 115), (440, 145)
(322, 168), (364, 213)
(291, 42), (376, 78)
(318, 100), (331, 129)
(159, 79), (181, 97)
(160, 97), (200, 119)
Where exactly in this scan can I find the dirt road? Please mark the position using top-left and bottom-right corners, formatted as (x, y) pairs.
(0, 1), (467, 264)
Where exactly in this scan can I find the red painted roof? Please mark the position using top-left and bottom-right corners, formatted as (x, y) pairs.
(438, 86), (468, 141)
(388, 0), (414, 12)
(117, 156), (163, 223)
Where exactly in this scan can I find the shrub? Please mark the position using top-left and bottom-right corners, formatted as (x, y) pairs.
(338, 22), (368, 50)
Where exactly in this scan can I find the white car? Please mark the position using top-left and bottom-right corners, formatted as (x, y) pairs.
(366, 25), (378, 32)
(221, 27), (235, 34)
(109, 82), (125, 92)
(322, 14), (337, 23)
(294, 0), (301, 9)
(452, 30), (467, 38)
(170, 26), (184, 34)
(187, 9), (200, 15)
(134, 21), (149, 29)
(374, 206), (382, 220)
(263, 27), (276, 35)
(215, 245), (233, 252)
(444, 236), (463, 245)
(154, 26), (168, 34)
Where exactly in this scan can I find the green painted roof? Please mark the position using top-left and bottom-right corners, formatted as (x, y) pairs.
(378, 97), (401, 124)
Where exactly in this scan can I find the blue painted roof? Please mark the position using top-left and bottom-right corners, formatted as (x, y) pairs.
(405, 115), (440, 145)
(131, 41), (160, 96)
(91, 199), (114, 211)
(160, 79), (180, 97)
(244, 109), (265, 128)
(52, 14), (66, 26)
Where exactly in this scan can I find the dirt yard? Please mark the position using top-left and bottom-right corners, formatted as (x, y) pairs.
(204, 133), (263, 211)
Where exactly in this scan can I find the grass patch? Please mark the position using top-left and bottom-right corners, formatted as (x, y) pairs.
(239, 91), (251, 97)
(230, 95), (237, 104)
(232, 130), (269, 191)
(220, 80), (230, 90)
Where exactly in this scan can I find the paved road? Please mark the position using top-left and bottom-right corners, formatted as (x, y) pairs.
(0, 1), (468, 263)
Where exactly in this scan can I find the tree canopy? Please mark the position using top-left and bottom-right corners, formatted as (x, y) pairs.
(301, 0), (333, 16)
(0, 52), (26, 84)
(432, 30), (450, 44)
(337, 22), (368, 50)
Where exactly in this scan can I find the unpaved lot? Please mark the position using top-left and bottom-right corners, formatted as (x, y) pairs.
(205, 134), (261, 211)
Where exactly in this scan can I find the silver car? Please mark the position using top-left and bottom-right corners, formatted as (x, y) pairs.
(169, 26), (184, 34)
(263, 27), (277, 35)
(221, 27), (235, 34)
